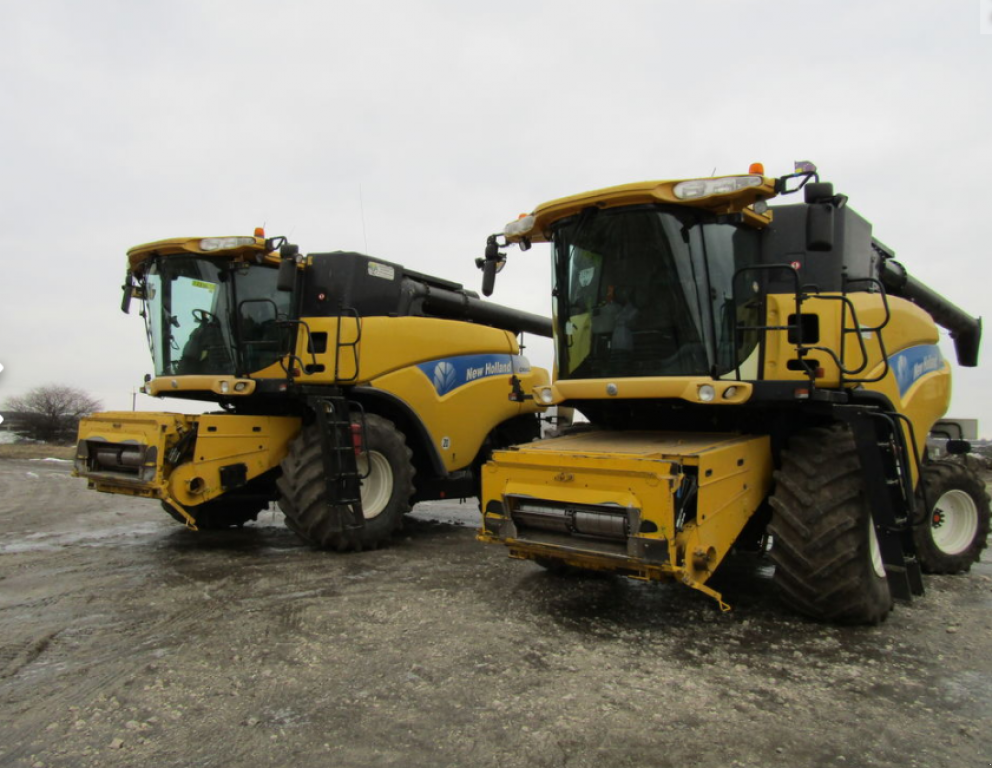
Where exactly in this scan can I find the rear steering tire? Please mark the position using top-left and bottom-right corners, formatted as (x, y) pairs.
(768, 424), (893, 625)
(277, 414), (415, 551)
(913, 461), (990, 574)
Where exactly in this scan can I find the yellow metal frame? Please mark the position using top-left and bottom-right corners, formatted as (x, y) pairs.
(75, 411), (300, 529)
(480, 431), (772, 609)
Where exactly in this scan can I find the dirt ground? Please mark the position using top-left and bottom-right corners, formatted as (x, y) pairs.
(1, 458), (990, 768)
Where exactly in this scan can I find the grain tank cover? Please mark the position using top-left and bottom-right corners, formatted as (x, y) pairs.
(301, 251), (552, 338)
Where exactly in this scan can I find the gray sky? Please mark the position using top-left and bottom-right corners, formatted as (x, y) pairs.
(2, 1), (990, 432)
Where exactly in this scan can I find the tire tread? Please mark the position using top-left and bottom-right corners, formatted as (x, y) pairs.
(768, 424), (893, 625)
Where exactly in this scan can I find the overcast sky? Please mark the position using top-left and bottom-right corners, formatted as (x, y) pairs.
(2, 1), (990, 433)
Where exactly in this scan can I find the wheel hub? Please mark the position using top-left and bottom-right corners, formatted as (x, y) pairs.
(931, 489), (979, 556)
(358, 450), (394, 520)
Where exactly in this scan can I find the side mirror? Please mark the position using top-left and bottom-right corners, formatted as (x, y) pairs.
(482, 260), (497, 297)
(479, 235), (505, 297)
(946, 439), (972, 455)
(121, 271), (134, 314)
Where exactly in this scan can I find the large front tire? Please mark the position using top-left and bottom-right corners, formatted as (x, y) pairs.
(913, 461), (990, 574)
(768, 425), (893, 625)
(277, 414), (415, 551)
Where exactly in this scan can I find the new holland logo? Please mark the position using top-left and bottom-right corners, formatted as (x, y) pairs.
(896, 354), (909, 387)
(433, 361), (457, 395)
(417, 353), (520, 396)
(891, 344), (943, 397)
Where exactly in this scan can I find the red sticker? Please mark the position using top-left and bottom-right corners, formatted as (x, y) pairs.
(791, 261), (801, 270)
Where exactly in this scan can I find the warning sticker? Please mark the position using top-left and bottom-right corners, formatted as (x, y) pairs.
(368, 262), (395, 280)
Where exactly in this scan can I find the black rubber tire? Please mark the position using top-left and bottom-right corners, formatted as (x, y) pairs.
(277, 414), (415, 551)
(913, 461), (990, 574)
(161, 499), (267, 529)
(768, 424), (893, 625)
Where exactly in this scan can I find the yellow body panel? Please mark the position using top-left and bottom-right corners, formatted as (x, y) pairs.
(146, 316), (535, 397)
(480, 431), (772, 608)
(762, 293), (939, 386)
(538, 377), (752, 405)
(291, 316), (521, 384)
(275, 314), (551, 474)
(762, 291), (948, 471)
(145, 375), (258, 398)
(166, 414), (300, 507)
(371, 364), (549, 473)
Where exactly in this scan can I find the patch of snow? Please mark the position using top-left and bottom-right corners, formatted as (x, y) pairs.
(0, 522), (164, 553)
(408, 499), (479, 527)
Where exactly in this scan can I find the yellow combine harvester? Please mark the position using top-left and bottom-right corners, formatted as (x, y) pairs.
(75, 234), (551, 551)
(477, 163), (989, 623)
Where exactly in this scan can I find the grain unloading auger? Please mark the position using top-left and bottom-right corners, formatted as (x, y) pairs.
(75, 233), (552, 551)
(477, 164), (988, 623)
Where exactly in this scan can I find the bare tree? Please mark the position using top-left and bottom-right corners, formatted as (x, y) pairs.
(3, 385), (102, 443)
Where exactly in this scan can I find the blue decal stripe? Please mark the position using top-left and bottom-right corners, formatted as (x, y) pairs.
(417, 354), (522, 396)
(890, 344), (945, 397)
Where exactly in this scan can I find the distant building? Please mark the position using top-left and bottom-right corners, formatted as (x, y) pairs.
(931, 419), (979, 441)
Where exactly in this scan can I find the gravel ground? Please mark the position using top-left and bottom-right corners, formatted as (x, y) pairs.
(0, 458), (990, 768)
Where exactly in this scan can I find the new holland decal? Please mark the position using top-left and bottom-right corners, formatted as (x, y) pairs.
(891, 344), (945, 397)
(417, 354), (530, 396)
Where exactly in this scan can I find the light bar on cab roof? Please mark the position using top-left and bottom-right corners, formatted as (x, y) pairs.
(503, 214), (536, 239)
(673, 175), (763, 201)
(199, 236), (257, 251)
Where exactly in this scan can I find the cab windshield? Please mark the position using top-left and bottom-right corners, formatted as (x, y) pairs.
(551, 206), (760, 381)
(143, 256), (292, 376)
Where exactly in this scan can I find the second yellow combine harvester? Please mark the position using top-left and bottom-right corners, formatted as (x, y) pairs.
(75, 235), (551, 551)
(477, 163), (989, 624)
